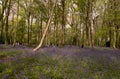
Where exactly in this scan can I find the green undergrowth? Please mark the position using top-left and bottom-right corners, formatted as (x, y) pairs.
(0, 50), (23, 59)
(0, 52), (120, 79)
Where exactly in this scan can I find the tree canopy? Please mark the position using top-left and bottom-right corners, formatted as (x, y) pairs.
(0, 0), (120, 49)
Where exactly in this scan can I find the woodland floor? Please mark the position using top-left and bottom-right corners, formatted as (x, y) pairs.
(0, 44), (120, 79)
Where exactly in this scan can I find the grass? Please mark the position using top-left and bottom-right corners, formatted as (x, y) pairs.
(0, 50), (23, 59)
(0, 50), (120, 79)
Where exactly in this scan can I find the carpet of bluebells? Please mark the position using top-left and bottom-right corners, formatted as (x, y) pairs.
(0, 45), (120, 79)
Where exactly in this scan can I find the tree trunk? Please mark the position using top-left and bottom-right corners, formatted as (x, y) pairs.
(27, 13), (30, 45)
(5, 0), (11, 44)
(61, 0), (65, 46)
(0, 0), (8, 43)
(33, 0), (57, 51)
(0, 10), (4, 43)
(33, 14), (53, 51)
(13, 0), (19, 46)
(90, 18), (94, 48)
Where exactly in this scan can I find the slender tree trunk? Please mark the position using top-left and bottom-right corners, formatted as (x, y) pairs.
(54, 3), (57, 46)
(0, 8), (4, 43)
(12, 13), (15, 44)
(61, 0), (65, 46)
(0, 2), (5, 43)
(33, 14), (53, 51)
(5, 0), (11, 44)
(27, 13), (30, 45)
(13, 0), (19, 46)
(33, 0), (57, 51)
(85, 0), (91, 47)
(40, 16), (43, 41)
(110, 0), (118, 48)
(0, 0), (8, 21)
(30, 16), (33, 45)
(90, 18), (94, 48)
